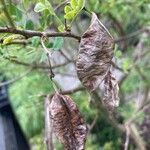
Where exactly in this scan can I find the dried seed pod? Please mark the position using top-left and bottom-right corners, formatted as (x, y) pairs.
(76, 13), (114, 91)
(103, 71), (120, 112)
(49, 92), (87, 150)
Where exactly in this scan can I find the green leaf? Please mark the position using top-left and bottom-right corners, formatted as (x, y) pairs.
(25, 20), (34, 30)
(0, 13), (7, 26)
(77, 0), (85, 10)
(64, 10), (76, 20)
(23, 0), (30, 9)
(40, 52), (47, 63)
(70, 0), (78, 9)
(3, 35), (19, 45)
(115, 50), (122, 58)
(3, 36), (13, 45)
(45, 42), (53, 48)
(34, 2), (46, 12)
(44, 0), (55, 15)
(8, 4), (23, 21)
(58, 25), (65, 32)
(53, 37), (64, 50)
(123, 59), (130, 72)
(64, 5), (72, 13)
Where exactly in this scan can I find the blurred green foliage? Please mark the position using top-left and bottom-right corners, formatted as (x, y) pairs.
(0, 0), (150, 149)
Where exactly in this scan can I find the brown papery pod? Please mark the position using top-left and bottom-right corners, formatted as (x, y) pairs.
(76, 13), (114, 91)
(103, 71), (120, 112)
(49, 92), (88, 150)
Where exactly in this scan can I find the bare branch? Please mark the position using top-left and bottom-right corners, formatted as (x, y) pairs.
(60, 86), (85, 95)
(0, 68), (32, 87)
(41, 36), (54, 78)
(111, 61), (124, 72)
(45, 96), (54, 150)
(59, 49), (71, 62)
(0, 28), (81, 41)
(88, 113), (98, 133)
(0, 27), (149, 46)
(1, 54), (73, 69)
(130, 124), (146, 150)
(114, 27), (150, 43)
(54, 0), (69, 11)
(124, 124), (130, 150)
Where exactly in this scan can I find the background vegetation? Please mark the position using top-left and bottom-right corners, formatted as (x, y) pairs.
(0, 0), (150, 149)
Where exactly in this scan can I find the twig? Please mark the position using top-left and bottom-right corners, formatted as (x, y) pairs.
(23, 86), (85, 110)
(41, 36), (54, 78)
(60, 86), (85, 95)
(41, 36), (59, 92)
(45, 96), (54, 150)
(124, 123), (130, 150)
(0, 28), (81, 41)
(130, 124), (146, 150)
(33, 86), (85, 98)
(59, 49), (71, 62)
(41, 36), (52, 56)
(88, 113), (98, 133)
(54, 71), (77, 77)
(0, 27), (149, 45)
(111, 61), (124, 72)
(1, 53), (73, 70)
(0, 68), (32, 87)
(114, 27), (150, 43)
(54, 0), (69, 11)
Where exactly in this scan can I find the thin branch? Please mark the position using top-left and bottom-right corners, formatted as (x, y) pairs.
(45, 96), (54, 150)
(54, 0), (69, 11)
(60, 86), (85, 95)
(0, 27), (149, 45)
(88, 113), (98, 133)
(27, 86), (86, 101)
(111, 61), (124, 72)
(124, 124), (130, 150)
(0, 28), (81, 41)
(1, 54), (73, 69)
(59, 49), (71, 62)
(41, 36), (52, 56)
(114, 27), (150, 43)
(130, 124), (146, 150)
(0, 68), (32, 87)
(41, 36), (59, 92)
(54, 71), (77, 78)
(41, 36), (54, 78)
